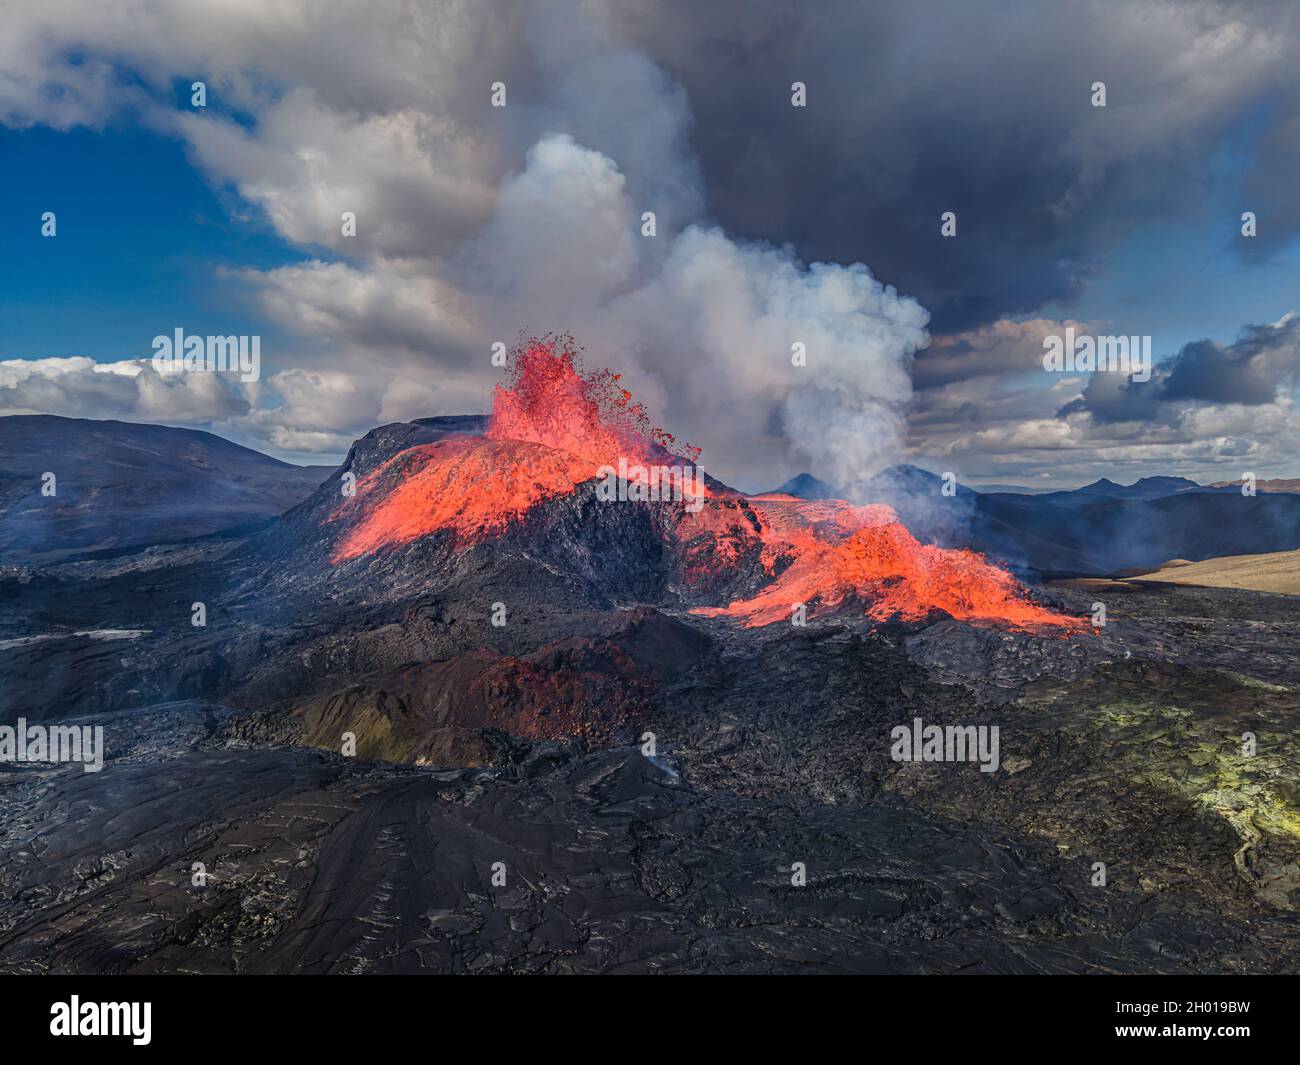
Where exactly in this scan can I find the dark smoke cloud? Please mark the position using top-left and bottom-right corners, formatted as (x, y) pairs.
(1061, 314), (1300, 423)
(609, 0), (1300, 331)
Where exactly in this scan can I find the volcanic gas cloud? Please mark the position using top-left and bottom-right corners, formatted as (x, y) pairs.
(330, 337), (1078, 633)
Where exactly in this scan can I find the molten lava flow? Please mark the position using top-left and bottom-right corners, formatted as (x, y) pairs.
(332, 437), (597, 560)
(327, 334), (1079, 634)
(693, 502), (1083, 632)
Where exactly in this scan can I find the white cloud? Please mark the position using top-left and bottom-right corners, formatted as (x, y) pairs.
(0, 357), (252, 423)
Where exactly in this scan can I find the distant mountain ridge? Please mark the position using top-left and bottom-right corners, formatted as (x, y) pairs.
(1073, 475), (1202, 498)
(1210, 477), (1300, 493)
(770, 466), (1300, 577)
(771, 473), (841, 499)
(773, 470), (1220, 502)
(0, 415), (334, 563)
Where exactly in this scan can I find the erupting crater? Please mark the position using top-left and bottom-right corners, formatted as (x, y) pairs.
(330, 336), (702, 560)
(327, 336), (1080, 633)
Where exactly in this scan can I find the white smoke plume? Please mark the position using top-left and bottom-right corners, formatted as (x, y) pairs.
(0, 0), (930, 489)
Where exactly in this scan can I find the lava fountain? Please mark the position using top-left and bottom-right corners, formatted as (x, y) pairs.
(330, 337), (672, 557)
(328, 337), (1080, 634)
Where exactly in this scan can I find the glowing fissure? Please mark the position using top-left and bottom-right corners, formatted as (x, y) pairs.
(328, 337), (1079, 633)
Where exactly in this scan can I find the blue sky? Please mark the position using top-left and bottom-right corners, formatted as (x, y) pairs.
(1, 125), (301, 360)
(1042, 151), (1300, 360)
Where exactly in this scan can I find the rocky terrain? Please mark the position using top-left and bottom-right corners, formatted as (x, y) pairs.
(2, 406), (1299, 974)
(2, 578), (1298, 973)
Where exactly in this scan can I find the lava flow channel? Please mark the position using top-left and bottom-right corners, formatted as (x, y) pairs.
(327, 336), (1080, 633)
(691, 499), (1083, 632)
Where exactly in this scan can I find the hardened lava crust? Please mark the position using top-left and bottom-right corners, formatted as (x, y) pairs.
(2, 421), (1300, 971)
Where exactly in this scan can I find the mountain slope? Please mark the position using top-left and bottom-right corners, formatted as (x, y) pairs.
(1130, 548), (1300, 595)
(0, 415), (334, 563)
(770, 472), (841, 499)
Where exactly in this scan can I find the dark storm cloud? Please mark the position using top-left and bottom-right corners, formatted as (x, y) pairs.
(1061, 315), (1300, 422)
(608, 0), (1300, 331)
(1161, 339), (1277, 404)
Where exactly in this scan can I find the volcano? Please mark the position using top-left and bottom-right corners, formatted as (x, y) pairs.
(10, 339), (1300, 979)
(326, 336), (1079, 634)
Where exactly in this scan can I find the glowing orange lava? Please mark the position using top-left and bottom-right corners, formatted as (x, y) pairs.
(331, 337), (701, 561)
(331, 436), (595, 559)
(487, 336), (699, 467)
(327, 336), (1079, 634)
(693, 501), (1083, 632)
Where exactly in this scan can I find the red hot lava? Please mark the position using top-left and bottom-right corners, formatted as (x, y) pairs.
(332, 337), (674, 557)
(488, 336), (700, 467)
(329, 337), (1080, 633)
(692, 498), (1080, 632)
